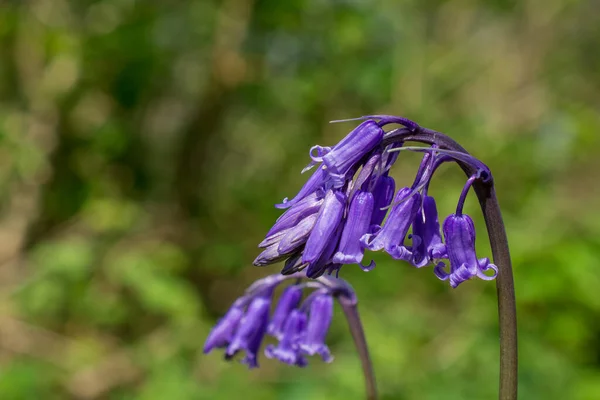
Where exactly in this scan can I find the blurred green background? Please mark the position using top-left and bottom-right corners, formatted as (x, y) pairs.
(0, 0), (599, 399)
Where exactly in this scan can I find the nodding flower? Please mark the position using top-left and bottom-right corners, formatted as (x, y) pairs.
(207, 115), (512, 400)
(204, 272), (357, 369)
(255, 116), (496, 287)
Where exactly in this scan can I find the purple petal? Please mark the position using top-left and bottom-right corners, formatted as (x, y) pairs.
(302, 190), (346, 264)
(276, 166), (329, 209)
(266, 192), (324, 238)
(333, 191), (374, 266)
(299, 294), (333, 362)
(253, 243), (293, 267)
(203, 305), (245, 353)
(267, 285), (303, 340)
(441, 213), (497, 287)
(322, 120), (384, 178)
(411, 196), (446, 267)
(370, 174), (395, 226)
(277, 214), (318, 254)
(265, 309), (308, 367)
(306, 223), (343, 279)
(361, 187), (420, 257)
(225, 296), (271, 368)
(351, 152), (382, 196)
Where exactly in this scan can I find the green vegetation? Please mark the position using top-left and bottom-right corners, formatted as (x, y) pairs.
(0, 0), (599, 399)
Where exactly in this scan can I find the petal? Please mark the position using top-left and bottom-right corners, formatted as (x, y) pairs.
(302, 190), (346, 264)
(442, 214), (479, 270)
(300, 294), (334, 362)
(370, 175), (395, 226)
(276, 166), (329, 209)
(333, 191), (374, 265)
(305, 223), (343, 279)
(265, 310), (308, 367)
(363, 187), (421, 254)
(203, 306), (245, 353)
(322, 120), (384, 177)
(266, 193), (323, 238)
(226, 296), (271, 368)
(253, 243), (293, 267)
(277, 214), (318, 254)
(267, 285), (303, 340)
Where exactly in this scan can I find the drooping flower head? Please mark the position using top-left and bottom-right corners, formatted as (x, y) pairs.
(207, 115), (512, 400)
(204, 272), (357, 369)
(255, 116), (498, 289)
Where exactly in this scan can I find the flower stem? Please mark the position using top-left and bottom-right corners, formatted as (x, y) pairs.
(337, 295), (377, 400)
(383, 127), (518, 400)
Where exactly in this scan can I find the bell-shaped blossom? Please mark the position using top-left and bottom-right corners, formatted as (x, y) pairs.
(369, 174), (395, 226)
(203, 303), (245, 353)
(267, 285), (303, 340)
(276, 166), (328, 209)
(205, 272), (360, 369)
(225, 295), (271, 368)
(411, 196), (447, 267)
(299, 293), (334, 362)
(361, 187), (421, 262)
(277, 214), (318, 254)
(306, 223), (343, 278)
(302, 190), (346, 264)
(333, 191), (375, 270)
(434, 214), (498, 288)
(265, 310), (308, 367)
(350, 151), (381, 196)
(266, 192), (324, 238)
(253, 243), (296, 267)
(321, 120), (384, 182)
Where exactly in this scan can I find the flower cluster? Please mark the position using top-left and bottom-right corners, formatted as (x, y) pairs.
(254, 116), (497, 287)
(203, 273), (355, 368)
(205, 115), (501, 373)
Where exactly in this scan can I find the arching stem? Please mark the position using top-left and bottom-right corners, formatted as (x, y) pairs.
(382, 127), (518, 400)
(337, 294), (377, 400)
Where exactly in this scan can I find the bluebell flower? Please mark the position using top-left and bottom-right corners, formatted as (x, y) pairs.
(306, 223), (343, 278)
(267, 285), (303, 340)
(253, 242), (297, 267)
(299, 292), (334, 362)
(333, 190), (375, 270)
(205, 272), (357, 369)
(203, 302), (245, 353)
(369, 174), (395, 226)
(360, 187), (421, 262)
(266, 192), (324, 238)
(410, 195), (446, 268)
(302, 189), (346, 264)
(225, 294), (272, 368)
(276, 214), (318, 254)
(208, 115), (509, 396)
(434, 213), (498, 287)
(319, 120), (384, 185)
(276, 165), (328, 209)
(256, 116), (499, 289)
(265, 309), (308, 367)
(433, 175), (498, 287)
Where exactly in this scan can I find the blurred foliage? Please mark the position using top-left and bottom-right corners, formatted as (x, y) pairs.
(0, 0), (599, 399)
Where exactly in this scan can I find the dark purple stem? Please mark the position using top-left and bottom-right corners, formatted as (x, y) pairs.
(317, 275), (376, 399)
(337, 294), (377, 400)
(456, 175), (477, 216)
(383, 127), (518, 400)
